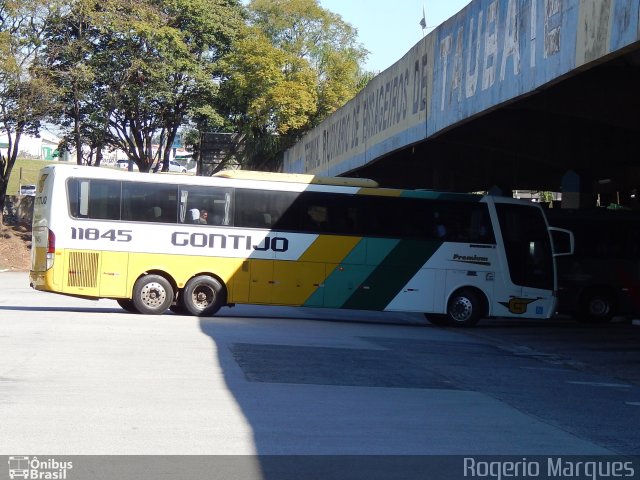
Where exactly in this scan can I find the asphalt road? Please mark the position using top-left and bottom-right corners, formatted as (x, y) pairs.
(1, 271), (639, 475)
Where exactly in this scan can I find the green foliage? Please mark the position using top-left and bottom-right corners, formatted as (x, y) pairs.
(1, 0), (373, 194)
(217, 0), (370, 170)
(41, 0), (244, 172)
(539, 191), (554, 204)
(0, 0), (61, 217)
(220, 26), (318, 136)
(249, 0), (368, 122)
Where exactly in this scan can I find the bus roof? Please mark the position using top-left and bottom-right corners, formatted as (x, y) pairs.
(214, 170), (379, 188)
(38, 164), (524, 204)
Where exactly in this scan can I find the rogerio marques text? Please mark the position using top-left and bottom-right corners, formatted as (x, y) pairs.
(463, 457), (636, 480)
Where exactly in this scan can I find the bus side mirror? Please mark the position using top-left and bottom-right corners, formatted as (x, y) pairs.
(549, 227), (575, 256)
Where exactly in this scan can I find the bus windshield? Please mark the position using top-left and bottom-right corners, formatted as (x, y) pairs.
(496, 204), (554, 290)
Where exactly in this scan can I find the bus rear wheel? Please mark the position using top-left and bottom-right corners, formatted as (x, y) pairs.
(132, 274), (174, 315)
(445, 289), (483, 327)
(578, 289), (615, 323)
(183, 275), (226, 316)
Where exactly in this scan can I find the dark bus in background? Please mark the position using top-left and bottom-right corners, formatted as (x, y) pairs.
(546, 208), (640, 323)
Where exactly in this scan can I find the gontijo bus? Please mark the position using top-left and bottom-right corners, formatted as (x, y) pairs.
(29, 164), (573, 326)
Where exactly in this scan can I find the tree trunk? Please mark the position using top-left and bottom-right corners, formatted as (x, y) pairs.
(74, 87), (83, 165)
(0, 129), (22, 225)
(95, 143), (103, 167)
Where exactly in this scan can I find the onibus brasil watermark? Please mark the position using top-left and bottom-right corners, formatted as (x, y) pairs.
(464, 457), (636, 480)
(8, 456), (73, 480)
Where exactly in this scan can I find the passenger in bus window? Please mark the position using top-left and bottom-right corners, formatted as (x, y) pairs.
(307, 205), (328, 230)
(198, 209), (209, 224)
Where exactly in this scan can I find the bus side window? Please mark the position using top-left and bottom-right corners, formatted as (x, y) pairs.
(87, 180), (121, 220)
(305, 205), (329, 230)
(67, 179), (82, 218)
(295, 192), (359, 235)
(469, 206), (494, 243)
(125, 183), (178, 223)
(235, 189), (297, 230)
(209, 201), (226, 225)
(149, 206), (162, 221)
(67, 179), (122, 220)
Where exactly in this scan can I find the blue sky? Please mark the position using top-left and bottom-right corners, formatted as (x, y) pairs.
(318, 0), (471, 72)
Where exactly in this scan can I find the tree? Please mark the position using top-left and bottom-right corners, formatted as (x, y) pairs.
(42, 0), (244, 172)
(217, 0), (370, 170)
(40, 0), (102, 166)
(0, 0), (60, 222)
(220, 26), (317, 133)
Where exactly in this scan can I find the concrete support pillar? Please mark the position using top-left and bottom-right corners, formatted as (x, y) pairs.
(561, 169), (594, 209)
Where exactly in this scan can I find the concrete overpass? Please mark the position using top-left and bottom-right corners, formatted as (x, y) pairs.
(282, 0), (640, 205)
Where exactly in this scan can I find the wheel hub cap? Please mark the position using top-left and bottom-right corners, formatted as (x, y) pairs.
(193, 286), (214, 309)
(141, 282), (166, 307)
(451, 297), (473, 322)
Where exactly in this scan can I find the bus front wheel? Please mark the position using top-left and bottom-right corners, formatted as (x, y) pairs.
(132, 275), (174, 315)
(183, 275), (226, 316)
(445, 289), (483, 327)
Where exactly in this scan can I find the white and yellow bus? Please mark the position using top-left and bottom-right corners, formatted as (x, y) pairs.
(29, 164), (573, 326)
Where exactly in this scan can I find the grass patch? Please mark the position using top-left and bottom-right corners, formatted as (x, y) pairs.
(7, 158), (59, 195)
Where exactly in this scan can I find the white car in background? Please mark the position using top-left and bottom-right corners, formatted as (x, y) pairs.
(168, 160), (187, 173)
(115, 159), (139, 171)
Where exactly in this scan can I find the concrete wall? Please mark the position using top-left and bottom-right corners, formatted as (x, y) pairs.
(283, 0), (640, 176)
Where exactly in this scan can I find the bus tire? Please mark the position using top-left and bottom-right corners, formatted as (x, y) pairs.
(578, 289), (615, 323)
(117, 298), (138, 313)
(132, 274), (174, 315)
(183, 275), (226, 317)
(445, 288), (483, 327)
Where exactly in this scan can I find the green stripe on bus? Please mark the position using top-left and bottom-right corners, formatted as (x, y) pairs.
(305, 237), (399, 308)
(400, 190), (482, 202)
(341, 238), (443, 311)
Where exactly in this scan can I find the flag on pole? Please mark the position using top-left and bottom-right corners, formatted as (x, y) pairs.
(419, 6), (427, 29)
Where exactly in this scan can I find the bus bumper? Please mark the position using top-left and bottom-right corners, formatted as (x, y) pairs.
(29, 269), (57, 292)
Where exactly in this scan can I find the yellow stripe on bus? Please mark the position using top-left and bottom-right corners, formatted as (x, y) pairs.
(298, 235), (361, 264)
(215, 169), (379, 188)
(357, 187), (403, 197)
